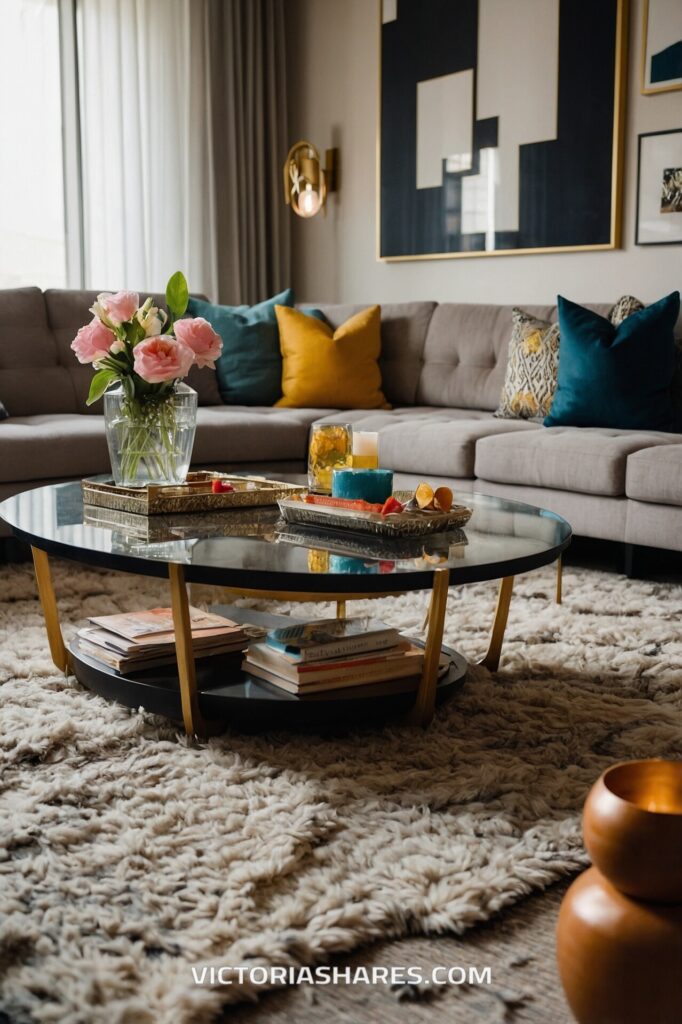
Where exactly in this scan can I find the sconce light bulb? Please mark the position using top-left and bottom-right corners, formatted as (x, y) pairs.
(298, 184), (321, 218)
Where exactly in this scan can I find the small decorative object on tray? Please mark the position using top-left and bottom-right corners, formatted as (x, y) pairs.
(82, 472), (304, 516)
(243, 616), (424, 696)
(76, 606), (248, 673)
(307, 423), (352, 493)
(278, 481), (472, 538)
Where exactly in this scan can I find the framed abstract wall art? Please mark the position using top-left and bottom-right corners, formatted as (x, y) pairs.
(378, 0), (628, 261)
(641, 0), (682, 94)
(636, 129), (682, 245)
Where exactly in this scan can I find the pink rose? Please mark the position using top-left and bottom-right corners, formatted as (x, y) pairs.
(133, 336), (194, 383)
(174, 317), (223, 369)
(92, 290), (139, 326)
(71, 317), (116, 364)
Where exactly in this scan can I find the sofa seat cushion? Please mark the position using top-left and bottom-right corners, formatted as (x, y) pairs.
(475, 427), (682, 497)
(315, 407), (539, 477)
(0, 415), (110, 482)
(626, 445), (682, 506)
(0, 407), (329, 484)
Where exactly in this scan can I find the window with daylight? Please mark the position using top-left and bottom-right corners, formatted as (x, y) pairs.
(0, 0), (67, 288)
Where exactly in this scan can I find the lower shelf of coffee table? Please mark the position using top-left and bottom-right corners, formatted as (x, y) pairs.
(68, 641), (467, 732)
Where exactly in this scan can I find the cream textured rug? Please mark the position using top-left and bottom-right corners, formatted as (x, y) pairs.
(1, 560), (681, 1024)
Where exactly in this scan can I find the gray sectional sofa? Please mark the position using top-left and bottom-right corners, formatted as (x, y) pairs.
(1, 288), (681, 554)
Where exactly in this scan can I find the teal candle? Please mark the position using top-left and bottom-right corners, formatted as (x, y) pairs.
(331, 468), (393, 504)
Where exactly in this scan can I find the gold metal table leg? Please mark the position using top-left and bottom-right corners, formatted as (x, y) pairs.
(407, 567), (450, 727)
(556, 555), (563, 605)
(336, 599), (347, 619)
(169, 562), (207, 738)
(31, 547), (70, 673)
(479, 575), (514, 672)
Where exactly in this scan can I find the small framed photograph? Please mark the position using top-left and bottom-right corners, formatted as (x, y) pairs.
(636, 129), (682, 245)
(641, 0), (682, 94)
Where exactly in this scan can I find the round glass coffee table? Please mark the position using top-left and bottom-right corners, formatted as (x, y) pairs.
(0, 480), (571, 736)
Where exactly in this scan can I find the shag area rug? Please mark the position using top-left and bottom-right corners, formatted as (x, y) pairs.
(1, 560), (681, 1024)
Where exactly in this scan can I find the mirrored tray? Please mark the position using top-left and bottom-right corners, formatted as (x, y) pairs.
(275, 523), (468, 563)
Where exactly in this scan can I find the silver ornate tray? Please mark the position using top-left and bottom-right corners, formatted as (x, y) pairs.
(82, 473), (304, 516)
(277, 492), (472, 537)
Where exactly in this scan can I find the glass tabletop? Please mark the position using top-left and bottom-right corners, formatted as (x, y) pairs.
(0, 479), (571, 593)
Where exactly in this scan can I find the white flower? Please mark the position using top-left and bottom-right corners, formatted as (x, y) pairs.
(136, 297), (168, 338)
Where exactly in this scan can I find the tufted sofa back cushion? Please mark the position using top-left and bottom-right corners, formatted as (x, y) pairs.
(44, 290), (222, 411)
(0, 287), (78, 416)
(416, 302), (616, 410)
(305, 302), (436, 406)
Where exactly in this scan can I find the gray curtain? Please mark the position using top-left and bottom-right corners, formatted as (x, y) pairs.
(207, 0), (290, 305)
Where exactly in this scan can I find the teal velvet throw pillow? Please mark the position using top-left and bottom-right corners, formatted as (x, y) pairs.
(544, 292), (681, 431)
(187, 289), (294, 405)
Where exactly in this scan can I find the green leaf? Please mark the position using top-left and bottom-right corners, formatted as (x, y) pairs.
(125, 319), (145, 346)
(165, 270), (189, 319)
(86, 369), (118, 406)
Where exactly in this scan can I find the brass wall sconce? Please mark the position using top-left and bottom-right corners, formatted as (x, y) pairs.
(283, 140), (338, 218)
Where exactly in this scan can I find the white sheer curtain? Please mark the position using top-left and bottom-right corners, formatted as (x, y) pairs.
(78, 0), (217, 296)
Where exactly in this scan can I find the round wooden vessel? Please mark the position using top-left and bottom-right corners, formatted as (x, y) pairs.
(583, 759), (682, 902)
(557, 867), (682, 1024)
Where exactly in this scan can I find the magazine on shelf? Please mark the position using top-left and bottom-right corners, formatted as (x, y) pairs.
(77, 634), (245, 673)
(88, 607), (242, 645)
(77, 606), (247, 673)
(265, 617), (399, 663)
(244, 654), (423, 694)
(80, 624), (246, 658)
(246, 639), (413, 684)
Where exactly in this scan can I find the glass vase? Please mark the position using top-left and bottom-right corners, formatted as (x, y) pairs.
(103, 382), (198, 488)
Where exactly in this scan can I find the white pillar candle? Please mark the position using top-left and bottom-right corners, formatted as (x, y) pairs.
(352, 431), (379, 457)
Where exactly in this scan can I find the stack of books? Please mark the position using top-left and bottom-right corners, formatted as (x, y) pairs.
(243, 617), (425, 695)
(76, 607), (248, 673)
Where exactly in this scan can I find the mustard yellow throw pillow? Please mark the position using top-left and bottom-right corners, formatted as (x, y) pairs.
(275, 304), (389, 409)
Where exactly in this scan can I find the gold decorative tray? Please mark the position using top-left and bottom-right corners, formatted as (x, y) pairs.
(277, 492), (473, 538)
(82, 473), (305, 516)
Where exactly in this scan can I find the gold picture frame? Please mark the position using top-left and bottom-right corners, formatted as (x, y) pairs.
(640, 0), (682, 95)
(377, 0), (628, 262)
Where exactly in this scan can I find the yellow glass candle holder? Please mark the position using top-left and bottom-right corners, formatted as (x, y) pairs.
(308, 423), (352, 494)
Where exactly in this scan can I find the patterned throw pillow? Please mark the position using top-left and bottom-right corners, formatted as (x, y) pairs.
(609, 294), (645, 325)
(495, 309), (560, 421)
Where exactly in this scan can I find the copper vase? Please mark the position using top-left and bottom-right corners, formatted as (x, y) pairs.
(556, 759), (682, 1024)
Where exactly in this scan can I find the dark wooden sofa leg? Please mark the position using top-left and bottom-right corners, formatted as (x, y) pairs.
(623, 543), (639, 579)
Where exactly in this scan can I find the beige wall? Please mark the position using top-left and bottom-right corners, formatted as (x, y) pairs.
(287, 0), (681, 305)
